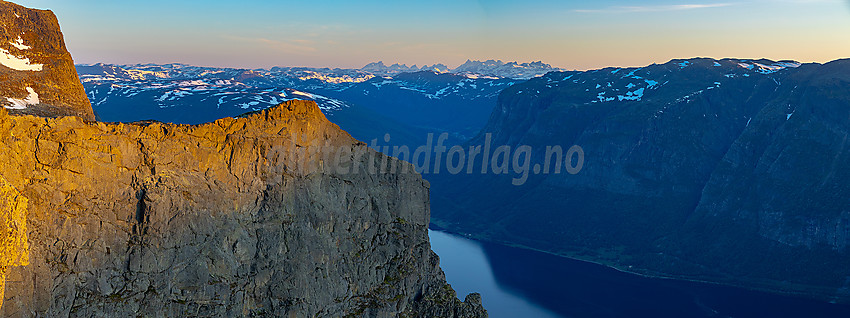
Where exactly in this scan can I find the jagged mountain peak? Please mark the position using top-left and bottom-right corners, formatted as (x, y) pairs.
(359, 59), (561, 79)
(453, 59), (562, 79)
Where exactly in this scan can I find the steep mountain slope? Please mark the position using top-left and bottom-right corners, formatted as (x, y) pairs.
(325, 71), (516, 144)
(0, 0), (93, 120)
(431, 57), (850, 302)
(1, 3), (486, 316)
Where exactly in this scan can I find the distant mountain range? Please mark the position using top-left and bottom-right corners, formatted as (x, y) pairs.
(77, 61), (525, 147)
(360, 60), (562, 79)
(453, 60), (562, 79)
(79, 59), (560, 83)
(361, 61), (451, 76)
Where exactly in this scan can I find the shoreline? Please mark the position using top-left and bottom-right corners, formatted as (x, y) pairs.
(428, 224), (847, 306)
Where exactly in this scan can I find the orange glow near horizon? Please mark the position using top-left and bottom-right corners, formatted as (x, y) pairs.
(10, 0), (850, 70)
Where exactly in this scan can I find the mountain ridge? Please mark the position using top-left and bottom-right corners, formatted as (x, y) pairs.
(78, 57), (562, 82)
(76, 62), (518, 151)
(430, 56), (850, 304)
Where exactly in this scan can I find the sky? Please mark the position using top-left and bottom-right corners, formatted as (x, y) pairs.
(12, 0), (850, 70)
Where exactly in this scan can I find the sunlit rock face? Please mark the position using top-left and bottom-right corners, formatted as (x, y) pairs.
(0, 2), (486, 317)
(0, 175), (29, 309)
(0, 104), (483, 317)
(0, 0), (94, 120)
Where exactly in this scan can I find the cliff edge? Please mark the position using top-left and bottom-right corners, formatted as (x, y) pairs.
(0, 2), (485, 317)
(0, 103), (485, 316)
(1, 0), (95, 120)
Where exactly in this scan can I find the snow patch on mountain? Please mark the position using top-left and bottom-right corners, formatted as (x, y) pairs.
(618, 87), (645, 101)
(4, 87), (39, 109)
(10, 37), (31, 50)
(296, 70), (374, 84)
(0, 47), (43, 71)
(737, 60), (801, 74)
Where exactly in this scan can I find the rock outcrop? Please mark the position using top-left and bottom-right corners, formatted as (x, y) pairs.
(1, 0), (95, 120)
(0, 101), (485, 317)
(0, 2), (485, 317)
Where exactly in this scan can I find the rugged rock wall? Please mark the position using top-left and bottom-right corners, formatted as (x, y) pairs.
(0, 174), (29, 308)
(0, 102), (485, 317)
(0, 2), (485, 316)
(1, 0), (94, 120)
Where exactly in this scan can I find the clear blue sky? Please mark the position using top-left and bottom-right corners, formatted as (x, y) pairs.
(12, 0), (850, 70)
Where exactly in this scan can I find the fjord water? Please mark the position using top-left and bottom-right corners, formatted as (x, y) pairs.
(429, 230), (850, 318)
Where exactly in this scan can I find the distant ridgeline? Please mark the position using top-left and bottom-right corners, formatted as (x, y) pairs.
(0, 1), (486, 316)
(76, 62), (526, 149)
(430, 57), (850, 303)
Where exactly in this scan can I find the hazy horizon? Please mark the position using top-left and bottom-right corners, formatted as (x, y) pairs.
(12, 0), (850, 70)
(73, 56), (833, 73)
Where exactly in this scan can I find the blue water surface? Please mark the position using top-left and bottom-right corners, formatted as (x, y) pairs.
(429, 230), (850, 318)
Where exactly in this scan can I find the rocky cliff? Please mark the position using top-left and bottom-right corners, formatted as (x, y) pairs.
(0, 2), (485, 317)
(0, 174), (29, 310)
(1, 0), (95, 120)
(0, 99), (485, 317)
